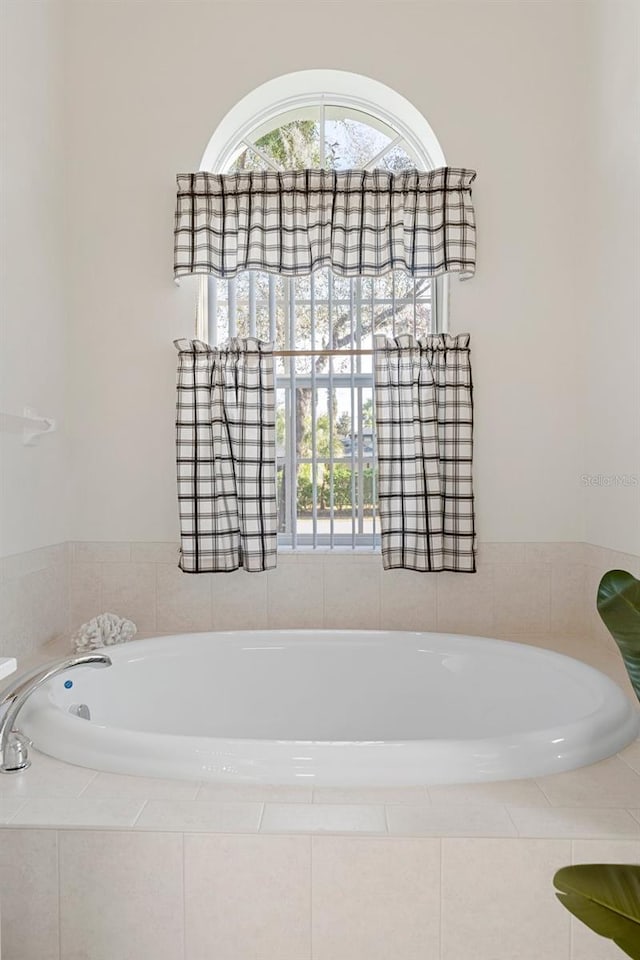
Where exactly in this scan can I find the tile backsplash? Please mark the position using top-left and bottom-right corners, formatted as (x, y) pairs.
(0, 543), (69, 661)
(1, 541), (639, 662)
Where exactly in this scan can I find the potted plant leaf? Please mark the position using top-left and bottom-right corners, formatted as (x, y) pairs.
(553, 864), (640, 959)
(551, 572), (640, 958)
(597, 569), (640, 701)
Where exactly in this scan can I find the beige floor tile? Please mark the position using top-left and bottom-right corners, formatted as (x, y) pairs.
(185, 834), (310, 960)
(508, 805), (640, 838)
(312, 837), (440, 960)
(427, 778), (549, 806)
(0, 750), (97, 799)
(0, 799), (25, 822)
(11, 797), (144, 827)
(134, 799), (263, 832)
(261, 802), (386, 834)
(0, 829), (59, 960)
(197, 782), (313, 802)
(313, 785), (429, 804)
(441, 838), (571, 960)
(59, 830), (183, 960)
(386, 802), (516, 837)
(618, 736), (640, 773)
(536, 756), (640, 808)
(82, 771), (200, 800)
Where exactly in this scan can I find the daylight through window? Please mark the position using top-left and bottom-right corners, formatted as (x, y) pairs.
(200, 103), (443, 548)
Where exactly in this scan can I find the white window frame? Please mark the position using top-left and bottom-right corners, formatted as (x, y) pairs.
(196, 71), (448, 550)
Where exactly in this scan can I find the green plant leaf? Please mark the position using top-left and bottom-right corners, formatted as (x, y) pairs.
(554, 864), (640, 959)
(597, 570), (640, 702)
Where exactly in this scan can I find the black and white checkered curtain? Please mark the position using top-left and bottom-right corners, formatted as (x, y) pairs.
(374, 333), (476, 572)
(174, 338), (277, 573)
(174, 168), (476, 280)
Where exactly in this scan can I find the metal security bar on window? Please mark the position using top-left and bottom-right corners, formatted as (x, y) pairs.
(202, 268), (439, 549)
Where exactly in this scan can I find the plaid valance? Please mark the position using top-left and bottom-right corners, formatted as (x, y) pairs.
(174, 167), (477, 280)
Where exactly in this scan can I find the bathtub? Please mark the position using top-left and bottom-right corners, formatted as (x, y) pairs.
(21, 630), (639, 786)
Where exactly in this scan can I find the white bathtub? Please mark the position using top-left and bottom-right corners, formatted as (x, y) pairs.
(21, 630), (639, 786)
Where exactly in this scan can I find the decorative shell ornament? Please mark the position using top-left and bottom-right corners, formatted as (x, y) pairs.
(72, 613), (137, 653)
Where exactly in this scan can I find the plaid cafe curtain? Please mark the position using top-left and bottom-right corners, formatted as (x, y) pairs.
(174, 168), (477, 280)
(374, 334), (476, 572)
(174, 338), (277, 573)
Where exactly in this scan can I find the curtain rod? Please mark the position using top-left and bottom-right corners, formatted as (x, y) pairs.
(273, 348), (373, 357)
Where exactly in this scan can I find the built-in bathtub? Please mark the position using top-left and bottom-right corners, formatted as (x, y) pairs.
(21, 630), (639, 786)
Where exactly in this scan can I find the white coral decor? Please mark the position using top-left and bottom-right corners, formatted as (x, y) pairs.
(72, 613), (137, 652)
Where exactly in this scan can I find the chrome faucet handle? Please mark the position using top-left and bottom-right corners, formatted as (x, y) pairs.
(0, 653), (111, 775)
(1, 730), (32, 773)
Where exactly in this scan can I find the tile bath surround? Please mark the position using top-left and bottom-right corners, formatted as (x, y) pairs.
(1, 541), (639, 958)
(3, 540), (639, 663)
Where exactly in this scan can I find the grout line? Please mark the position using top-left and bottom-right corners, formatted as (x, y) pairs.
(153, 561), (158, 633)
(308, 834), (314, 960)
(57, 828), (62, 960)
(5, 799), (26, 823)
(534, 778), (554, 806)
(76, 769), (100, 797)
(438, 837), (443, 960)
(503, 804), (520, 837)
(617, 751), (640, 777)
(181, 832), (187, 960)
(131, 799), (148, 827)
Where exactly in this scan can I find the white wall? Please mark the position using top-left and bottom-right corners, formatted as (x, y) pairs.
(0, 0), (68, 557)
(64, 0), (592, 545)
(583, 0), (640, 555)
(1, 0), (636, 557)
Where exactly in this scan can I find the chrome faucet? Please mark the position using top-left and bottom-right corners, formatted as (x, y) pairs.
(0, 654), (112, 773)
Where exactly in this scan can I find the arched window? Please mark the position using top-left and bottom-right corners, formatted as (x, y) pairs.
(198, 71), (447, 549)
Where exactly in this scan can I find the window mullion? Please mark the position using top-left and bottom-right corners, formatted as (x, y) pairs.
(328, 271), (335, 549)
(310, 274), (318, 549)
(371, 279), (377, 550)
(320, 101), (326, 168)
(363, 133), (404, 170)
(349, 279), (356, 550)
(356, 278), (365, 538)
(228, 278), (237, 338)
(288, 278), (298, 549)
(207, 277), (217, 346)
(248, 273), (256, 337)
(268, 276), (277, 342)
(242, 139), (281, 172)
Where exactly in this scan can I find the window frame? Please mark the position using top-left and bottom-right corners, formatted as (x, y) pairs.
(195, 71), (448, 550)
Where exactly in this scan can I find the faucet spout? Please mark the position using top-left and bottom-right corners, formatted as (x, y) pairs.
(0, 654), (112, 773)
